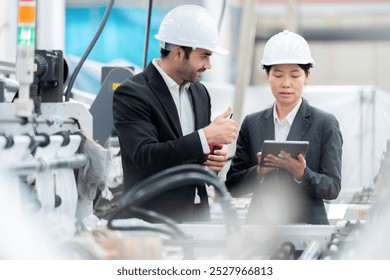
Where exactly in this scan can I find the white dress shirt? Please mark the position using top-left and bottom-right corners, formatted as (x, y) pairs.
(273, 98), (302, 141)
(153, 59), (210, 203)
(273, 97), (303, 184)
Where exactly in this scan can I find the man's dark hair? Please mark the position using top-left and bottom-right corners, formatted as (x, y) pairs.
(160, 46), (193, 59)
(264, 63), (311, 76)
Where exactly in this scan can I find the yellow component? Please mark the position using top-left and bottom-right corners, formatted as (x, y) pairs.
(358, 211), (366, 219)
(112, 83), (121, 91)
(18, 6), (36, 24)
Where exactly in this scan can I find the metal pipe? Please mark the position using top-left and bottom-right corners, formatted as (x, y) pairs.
(142, 0), (153, 70)
(0, 77), (19, 92)
(233, 0), (257, 125)
(0, 116), (78, 125)
(371, 87), (376, 186)
(359, 88), (364, 188)
(6, 154), (87, 174)
(15, 0), (36, 117)
(298, 240), (322, 260)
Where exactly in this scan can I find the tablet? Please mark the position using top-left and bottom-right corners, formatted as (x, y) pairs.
(259, 140), (309, 167)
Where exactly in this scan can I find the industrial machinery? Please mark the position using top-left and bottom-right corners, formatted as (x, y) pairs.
(0, 0), (104, 259)
(2, 0), (390, 261)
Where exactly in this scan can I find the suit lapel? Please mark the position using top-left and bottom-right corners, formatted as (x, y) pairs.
(144, 63), (183, 137)
(260, 105), (276, 140)
(287, 99), (311, 140)
(188, 84), (204, 130)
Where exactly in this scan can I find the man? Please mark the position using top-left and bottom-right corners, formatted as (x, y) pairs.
(226, 30), (343, 225)
(113, 5), (237, 223)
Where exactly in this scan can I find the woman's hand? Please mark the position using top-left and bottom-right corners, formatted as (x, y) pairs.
(263, 150), (306, 180)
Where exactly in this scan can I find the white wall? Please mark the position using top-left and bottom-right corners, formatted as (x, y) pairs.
(253, 41), (390, 94)
(0, 0), (65, 64)
(205, 82), (390, 193)
(36, 0), (65, 50)
(0, 1), (17, 63)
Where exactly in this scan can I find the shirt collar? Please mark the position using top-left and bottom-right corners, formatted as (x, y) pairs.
(152, 59), (190, 91)
(273, 98), (302, 125)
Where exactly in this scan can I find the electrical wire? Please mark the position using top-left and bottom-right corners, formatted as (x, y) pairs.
(108, 205), (187, 240)
(64, 0), (115, 101)
(119, 165), (230, 206)
(108, 205), (194, 259)
(125, 173), (231, 216)
(111, 164), (240, 236)
(218, 0), (227, 31)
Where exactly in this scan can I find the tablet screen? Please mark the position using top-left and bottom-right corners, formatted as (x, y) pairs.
(259, 140), (309, 167)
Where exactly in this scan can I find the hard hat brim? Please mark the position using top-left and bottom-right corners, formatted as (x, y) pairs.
(155, 35), (229, 56)
(260, 60), (315, 69)
(210, 46), (229, 56)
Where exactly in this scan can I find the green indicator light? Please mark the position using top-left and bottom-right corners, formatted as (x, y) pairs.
(17, 26), (35, 46)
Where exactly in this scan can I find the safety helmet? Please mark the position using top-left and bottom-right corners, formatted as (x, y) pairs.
(154, 5), (228, 55)
(260, 30), (315, 68)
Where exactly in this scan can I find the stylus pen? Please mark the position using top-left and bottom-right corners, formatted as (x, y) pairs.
(229, 113), (233, 119)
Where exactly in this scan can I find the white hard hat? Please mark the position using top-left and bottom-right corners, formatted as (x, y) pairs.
(154, 5), (228, 55)
(260, 30), (315, 68)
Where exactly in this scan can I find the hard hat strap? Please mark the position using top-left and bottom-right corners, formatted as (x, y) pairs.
(161, 42), (177, 51)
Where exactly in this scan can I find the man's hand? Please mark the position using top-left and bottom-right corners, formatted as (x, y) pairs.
(203, 107), (237, 145)
(203, 148), (228, 173)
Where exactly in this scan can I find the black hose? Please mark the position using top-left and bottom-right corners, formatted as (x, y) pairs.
(110, 164), (240, 235)
(108, 205), (187, 240)
(64, 0), (115, 101)
(125, 172), (233, 220)
(108, 205), (195, 259)
(122, 166), (236, 225)
(120, 165), (230, 206)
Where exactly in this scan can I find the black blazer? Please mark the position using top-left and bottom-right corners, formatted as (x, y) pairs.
(113, 62), (212, 222)
(226, 99), (343, 224)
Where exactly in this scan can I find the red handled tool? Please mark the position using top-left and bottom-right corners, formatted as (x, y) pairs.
(206, 143), (223, 159)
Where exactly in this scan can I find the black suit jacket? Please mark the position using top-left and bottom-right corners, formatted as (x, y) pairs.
(226, 99), (343, 224)
(113, 62), (212, 222)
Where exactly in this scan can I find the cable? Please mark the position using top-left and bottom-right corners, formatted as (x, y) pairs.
(218, 0), (227, 31)
(112, 164), (240, 235)
(120, 164), (234, 216)
(108, 205), (187, 240)
(119, 165), (230, 207)
(142, 0), (154, 70)
(108, 204), (194, 259)
(64, 0), (115, 101)
(126, 173), (231, 216)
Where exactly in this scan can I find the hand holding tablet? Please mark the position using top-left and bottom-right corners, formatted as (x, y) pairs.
(259, 140), (309, 167)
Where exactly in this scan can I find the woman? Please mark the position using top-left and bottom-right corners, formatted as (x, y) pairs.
(225, 30), (343, 225)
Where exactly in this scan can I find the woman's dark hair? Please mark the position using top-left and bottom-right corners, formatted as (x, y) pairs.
(160, 46), (193, 59)
(264, 63), (311, 76)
